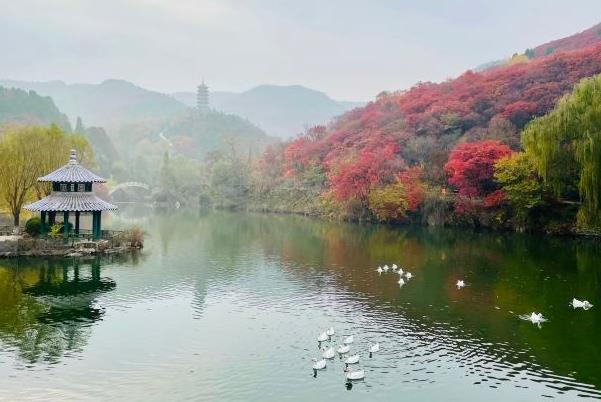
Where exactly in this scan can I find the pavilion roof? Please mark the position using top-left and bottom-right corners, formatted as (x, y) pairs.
(24, 192), (118, 212)
(38, 149), (107, 183)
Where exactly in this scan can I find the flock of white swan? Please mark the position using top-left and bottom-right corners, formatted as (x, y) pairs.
(312, 326), (380, 382)
(375, 263), (593, 328)
(311, 262), (595, 383)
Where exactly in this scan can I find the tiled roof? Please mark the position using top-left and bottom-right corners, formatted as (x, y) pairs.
(24, 192), (118, 212)
(38, 149), (107, 183)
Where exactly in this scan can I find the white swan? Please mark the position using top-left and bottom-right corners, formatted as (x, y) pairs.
(571, 298), (594, 310)
(398, 268), (404, 276)
(345, 354), (360, 365)
(392, 264), (398, 270)
(337, 344), (350, 354)
(376, 267), (383, 274)
(368, 342), (380, 358)
(405, 272), (413, 279)
(344, 367), (365, 380)
(520, 312), (547, 326)
(398, 278), (405, 287)
(343, 335), (354, 344)
(317, 331), (328, 342)
(383, 265), (389, 272)
(321, 346), (336, 359)
(326, 327), (335, 336)
(312, 358), (327, 370)
(456, 280), (465, 289)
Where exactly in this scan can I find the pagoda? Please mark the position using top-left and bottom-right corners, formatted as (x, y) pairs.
(197, 80), (209, 114)
(24, 149), (117, 239)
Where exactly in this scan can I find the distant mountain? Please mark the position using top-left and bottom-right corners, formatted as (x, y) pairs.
(172, 85), (364, 138)
(0, 86), (71, 130)
(0, 79), (187, 129)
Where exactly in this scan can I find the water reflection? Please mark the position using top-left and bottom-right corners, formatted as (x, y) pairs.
(0, 255), (138, 365)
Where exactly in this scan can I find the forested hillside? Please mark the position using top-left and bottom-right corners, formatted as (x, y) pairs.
(0, 86), (71, 130)
(248, 42), (601, 233)
(531, 22), (601, 58)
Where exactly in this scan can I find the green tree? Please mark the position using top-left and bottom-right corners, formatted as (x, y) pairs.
(367, 183), (408, 222)
(494, 153), (543, 224)
(0, 127), (42, 226)
(522, 74), (601, 228)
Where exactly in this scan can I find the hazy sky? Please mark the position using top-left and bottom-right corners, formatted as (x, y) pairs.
(2, 0), (601, 100)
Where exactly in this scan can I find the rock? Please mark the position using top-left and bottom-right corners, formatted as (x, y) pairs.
(66, 252), (83, 258)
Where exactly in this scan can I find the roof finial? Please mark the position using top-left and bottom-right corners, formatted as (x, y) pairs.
(69, 149), (77, 164)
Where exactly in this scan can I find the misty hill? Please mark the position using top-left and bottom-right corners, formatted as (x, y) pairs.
(0, 86), (71, 130)
(172, 85), (364, 138)
(0, 79), (187, 129)
(116, 109), (278, 163)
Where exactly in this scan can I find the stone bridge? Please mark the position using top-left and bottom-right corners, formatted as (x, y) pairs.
(108, 182), (151, 197)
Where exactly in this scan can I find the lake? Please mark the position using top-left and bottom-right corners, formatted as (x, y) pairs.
(1, 210), (600, 401)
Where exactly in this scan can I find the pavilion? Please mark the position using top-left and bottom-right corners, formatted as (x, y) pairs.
(24, 149), (117, 239)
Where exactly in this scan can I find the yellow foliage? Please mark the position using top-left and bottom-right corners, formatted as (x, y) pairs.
(367, 183), (409, 222)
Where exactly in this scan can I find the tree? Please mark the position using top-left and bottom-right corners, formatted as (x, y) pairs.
(328, 143), (400, 202)
(368, 183), (408, 222)
(444, 140), (513, 198)
(0, 125), (95, 227)
(494, 153), (543, 224)
(522, 74), (601, 228)
(0, 127), (43, 226)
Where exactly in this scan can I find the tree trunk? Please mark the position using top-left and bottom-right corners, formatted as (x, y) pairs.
(13, 212), (19, 228)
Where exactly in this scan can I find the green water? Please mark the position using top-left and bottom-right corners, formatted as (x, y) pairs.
(1, 210), (600, 401)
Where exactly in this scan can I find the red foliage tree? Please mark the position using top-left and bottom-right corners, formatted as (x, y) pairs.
(397, 166), (425, 211)
(328, 143), (400, 202)
(444, 140), (512, 198)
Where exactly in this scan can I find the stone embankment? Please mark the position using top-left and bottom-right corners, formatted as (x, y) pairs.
(0, 236), (142, 258)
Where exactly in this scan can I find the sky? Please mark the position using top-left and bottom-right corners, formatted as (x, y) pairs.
(1, 0), (601, 101)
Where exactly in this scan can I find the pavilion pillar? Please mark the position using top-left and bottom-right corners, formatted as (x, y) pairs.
(97, 212), (102, 238)
(63, 212), (70, 237)
(92, 211), (100, 240)
(92, 212), (97, 239)
(40, 211), (47, 236)
(49, 211), (56, 226)
(75, 212), (80, 235)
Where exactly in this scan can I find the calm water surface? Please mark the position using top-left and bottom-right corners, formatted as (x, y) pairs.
(1, 210), (600, 401)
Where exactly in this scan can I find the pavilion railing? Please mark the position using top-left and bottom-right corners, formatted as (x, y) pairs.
(39, 229), (126, 247)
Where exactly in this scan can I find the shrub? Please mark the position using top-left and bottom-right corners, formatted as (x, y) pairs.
(49, 224), (62, 239)
(124, 225), (144, 248)
(25, 217), (42, 237)
(368, 183), (409, 222)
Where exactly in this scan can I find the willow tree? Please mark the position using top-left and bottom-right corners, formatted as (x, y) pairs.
(0, 125), (95, 227)
(522, 74), (601, 228)
(0, 127), (42, 226)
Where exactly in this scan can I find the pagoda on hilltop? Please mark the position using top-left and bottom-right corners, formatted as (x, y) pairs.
(197, 80), (209, 114)
(24, 149), (117, 239)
